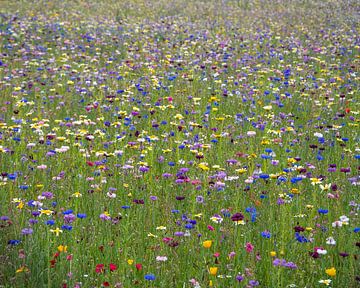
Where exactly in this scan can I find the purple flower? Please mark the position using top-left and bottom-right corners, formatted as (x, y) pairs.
(29, 219), (38, 225)
(284, 262), (297, 269)
(64, 213), (76, 224)
(100, 213), (111, 221)
(196, 196), (204, 203)
(42, 192), (54, 199)
(248, 280), (259, 287)
(178, 168), (189, 174)
(162, 173), (172, 178)
(236, 274), (244, 282)
(273, 258), (281, 266)
(139, 166), (149, 173)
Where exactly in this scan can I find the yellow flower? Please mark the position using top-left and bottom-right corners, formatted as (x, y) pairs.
(127, 259), (134, 265)
(270, 251), (276, 257)
(310, 178), (322, 185)
(291, 188), (300, 194)
(325, 267), (336, 277)
(209, 267), (218, 276)
(174, 114), (184, 120)
(17, 201), (24, 209)
(50, 227), (63, 236)
(263, 105), (272, 110)
(72, 192), (82, 198)
(198, 163), (210, 171)
(203, 240), (212, 249)
(57, 245), (67, 253)
(156, 226), (167, 230)
(16, 266), (29, 273)
(236, 168), (247, 174)
(40, 209), (53, 216)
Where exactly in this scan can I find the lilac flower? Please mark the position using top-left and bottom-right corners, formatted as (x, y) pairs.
(21, 228), (33, 235)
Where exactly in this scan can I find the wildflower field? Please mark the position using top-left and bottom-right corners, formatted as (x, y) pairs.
(0, 0), (359, 287)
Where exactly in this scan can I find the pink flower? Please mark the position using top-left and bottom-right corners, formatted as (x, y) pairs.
(245, 242), (254, 253)
(207, 225), (215, 231)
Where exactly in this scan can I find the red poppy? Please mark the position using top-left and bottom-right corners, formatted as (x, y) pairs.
(109, 263), (117, 272)
(95, 264), (105, 274)
(135, 263), (142, 271)
(102, 282), (110, 287)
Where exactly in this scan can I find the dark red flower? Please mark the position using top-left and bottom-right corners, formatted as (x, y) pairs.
(294, 226), (305, 232)
(103, 282), (110, 287)
(309, 251), (320, 259)
(231, 213), (244, 222)
(50, 259), (56, 268)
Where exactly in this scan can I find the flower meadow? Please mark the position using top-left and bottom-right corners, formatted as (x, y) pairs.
(0, 1), (359, 287)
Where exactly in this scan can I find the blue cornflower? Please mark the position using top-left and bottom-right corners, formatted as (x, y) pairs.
(8, 239), (21, 245)
(144, 274), (156, 281)
(184, 224), (194, 229)
(62, 209), (73, 215)
(61, 225), (73, 231)
(318, 209), (328, 214)
(295, 232), (308, 243)
(261, 231), (271, 238)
